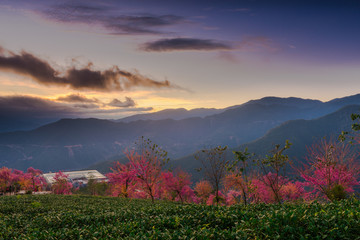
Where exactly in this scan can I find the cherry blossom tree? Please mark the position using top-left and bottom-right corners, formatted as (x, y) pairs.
(128, 137), (169, 203)
(257, 140), (292, 204)
(162, 169), (192, 203)
(107, 162), (135, 198)
(207, 191), (225, 206)
(194, 180), (213, 204)
(280, 181), (305, 202)
(128, 151), (163, 202)
(227, 148), (254, 205)
(300, 139), (360, 201)
(10, 169), (24, 193)
(225, 190), (242, 206)
(0, 167), (12, 194)
(25, 167), (46, 192)
(52, 171), (73, 195)
(223, 172), (256, 205)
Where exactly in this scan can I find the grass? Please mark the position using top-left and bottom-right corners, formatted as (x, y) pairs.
(0, 195), (359, 239)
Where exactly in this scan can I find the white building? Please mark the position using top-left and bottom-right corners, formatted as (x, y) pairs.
(42, 170), (107, 186)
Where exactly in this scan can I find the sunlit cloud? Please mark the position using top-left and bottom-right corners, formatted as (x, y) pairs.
(56, 93), (100, 103)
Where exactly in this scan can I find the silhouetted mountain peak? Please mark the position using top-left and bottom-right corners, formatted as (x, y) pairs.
(326, 94), (360, 106)
(245, 96), (323, 107)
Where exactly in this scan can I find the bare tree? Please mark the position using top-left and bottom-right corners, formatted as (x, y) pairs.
(195, 146), (229, 205)
(257, 140), (291, 204)
(227, 148), (254, 205)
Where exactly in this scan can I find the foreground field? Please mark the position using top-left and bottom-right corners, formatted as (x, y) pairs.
(0, 195), (359, 239)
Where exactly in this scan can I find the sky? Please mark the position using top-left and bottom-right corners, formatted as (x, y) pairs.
(0, 0), (360, 119)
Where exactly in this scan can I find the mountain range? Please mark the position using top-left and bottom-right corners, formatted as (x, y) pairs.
(1, 94), (360, 173)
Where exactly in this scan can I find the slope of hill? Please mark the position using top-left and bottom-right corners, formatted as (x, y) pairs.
(0, 116), (55, 133)
(167, 105), (360, 182)
(237, 105), (360, 162)
(1, 95), (360, 172)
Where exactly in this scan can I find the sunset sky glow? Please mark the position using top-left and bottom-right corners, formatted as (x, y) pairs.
(1, 0), (360, 119)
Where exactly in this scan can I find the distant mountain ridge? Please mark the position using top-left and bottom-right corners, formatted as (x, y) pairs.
(117, 94), (360, 123)
(117, 107), (226, 122)
(1, 94), (360, 172)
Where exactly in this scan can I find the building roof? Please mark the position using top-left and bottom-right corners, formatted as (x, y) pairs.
(42, 170), (107, 184)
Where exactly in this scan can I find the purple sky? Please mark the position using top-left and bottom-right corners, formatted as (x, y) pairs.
(0, 0), (359, 119)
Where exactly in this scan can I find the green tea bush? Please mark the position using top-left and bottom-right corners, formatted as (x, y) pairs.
(0, 195), (359, 239)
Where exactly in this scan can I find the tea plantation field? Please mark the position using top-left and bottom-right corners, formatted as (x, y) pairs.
(0, 195), (359, 239)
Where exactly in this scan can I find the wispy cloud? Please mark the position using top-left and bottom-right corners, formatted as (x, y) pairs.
(140, 38), (233, 52)
(56, 93), (137, 109)
(73, 103), (100, 109)
(38, 3), (186, 35)
(217, 51), (238, 63)
(0, 46), (175, 91)
(235, 36), (278, 52)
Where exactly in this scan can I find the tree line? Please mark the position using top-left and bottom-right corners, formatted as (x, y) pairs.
(1, 133), (360, 205)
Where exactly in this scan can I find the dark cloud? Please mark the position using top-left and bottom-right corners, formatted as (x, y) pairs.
(56, 94), (99, 103)
(0, 47), (174, 91)
(140, 38), (233, 52)
(0, 95), (153, 125)
(140, 37), (276, 53)
(0, 95), (78, 119)
(39, 3), (185, 35)
(108, 97), (136, 108)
